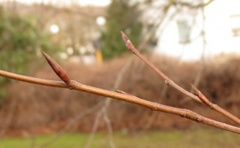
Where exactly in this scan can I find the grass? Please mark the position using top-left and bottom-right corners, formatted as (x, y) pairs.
(0, 128), (239, 148)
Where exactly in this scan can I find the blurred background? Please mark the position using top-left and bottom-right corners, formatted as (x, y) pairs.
(0, 0), (240, 147)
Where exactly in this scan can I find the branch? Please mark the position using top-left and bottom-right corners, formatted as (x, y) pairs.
(192, 85), (240, 125)
(0, 52), (239, 134)
(121, 31), (201, 103)
(121, 31), (240, 130)
(172, 0), (214, 8)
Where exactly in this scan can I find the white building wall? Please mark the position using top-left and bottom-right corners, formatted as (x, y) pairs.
(154, 0), (240, 61)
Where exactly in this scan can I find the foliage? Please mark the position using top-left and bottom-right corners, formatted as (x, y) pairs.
(0, 7), (63, 102)
(101, 0), (143, 59)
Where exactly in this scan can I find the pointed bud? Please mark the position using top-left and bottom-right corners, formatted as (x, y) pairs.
(121, 31), (136, 53)
(116, 90), (136, 97)
(41, 51), (70, 85)
(191, 84), (210, 106)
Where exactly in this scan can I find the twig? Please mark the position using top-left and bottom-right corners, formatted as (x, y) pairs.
(85, 101), (115, 148)
(85, 108), (103, 148)
(85, 57), (133, 148)
(103, 108), (115, 148)
(39, 100), (105, 148)
(192, 85), (240, 126)
(121, 32), (240, 131)
(183, 4), (206, 103)
(0, 52), (239, 134)
(191, 5), (207, 89)
(121, 31), (240, 127)
(121, 31), (201, 103)
(173, 0), (214, 8)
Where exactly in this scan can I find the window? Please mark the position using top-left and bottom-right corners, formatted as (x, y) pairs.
(230, 14), (240, 37)
(176, 19), (191, 44)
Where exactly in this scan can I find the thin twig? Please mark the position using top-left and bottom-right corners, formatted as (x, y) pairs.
(182, 4), (206, 102)
(192, 85), (240, 126)
(121, 31), (240, 129)
(173, 0), (214, 8)
(85, 109), (103, 148)
(103, 108), (115, 148)
(121, 31), (201, 103)
(85, 57), (133, 148)
(39, 101), (104, 148)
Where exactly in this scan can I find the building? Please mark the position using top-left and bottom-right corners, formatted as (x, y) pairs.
(150, 0), (240, 61)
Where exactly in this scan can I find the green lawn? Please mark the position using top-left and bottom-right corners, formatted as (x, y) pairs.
(0, 128), (239, 148)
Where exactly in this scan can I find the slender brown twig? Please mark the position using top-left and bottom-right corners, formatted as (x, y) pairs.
(0, 51), (239, 134)
(192, 85), (240, 126)
(173, 0), (214, 8)
(121, 31), (240, 127)
(39, 100), (105, 148)
(85, 57), (133, 148)
(121, 31), (201, 103)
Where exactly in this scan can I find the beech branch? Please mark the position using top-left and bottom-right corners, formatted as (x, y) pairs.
(121, 31), (240, 126)
(0, 32), (239, 134)
(121, 31), (201, 103)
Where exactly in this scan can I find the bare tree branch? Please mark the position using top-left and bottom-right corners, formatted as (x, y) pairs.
(121, 31), (201, 103)
(173, 0), (214, 8)
(121, 30), (240, 127)
(0, 48), (239, 134)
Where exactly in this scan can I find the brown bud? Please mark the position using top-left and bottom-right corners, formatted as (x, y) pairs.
(191, 84), (211, 106)
(41, 51), (70, 85)
(121, 31), (136, 53)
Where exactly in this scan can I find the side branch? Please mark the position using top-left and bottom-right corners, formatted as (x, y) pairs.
(192, 85), (240, 125)
(121, 31), (201, 102)
(121, 31), (240, 132)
